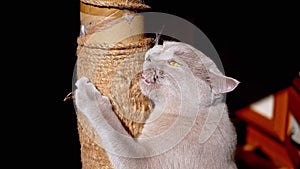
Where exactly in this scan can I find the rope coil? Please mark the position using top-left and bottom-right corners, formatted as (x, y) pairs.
(77, 36), (154, 50)
(80, 0), (151, 10)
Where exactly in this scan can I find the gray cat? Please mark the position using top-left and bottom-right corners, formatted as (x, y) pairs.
(74, 41), (240, 169)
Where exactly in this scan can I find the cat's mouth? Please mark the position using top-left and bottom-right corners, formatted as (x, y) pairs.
(141, 74), (155, 85)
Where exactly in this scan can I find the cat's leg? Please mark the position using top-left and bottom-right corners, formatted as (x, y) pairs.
(74, 76), (128, 135)
(74, 77), (148, 158)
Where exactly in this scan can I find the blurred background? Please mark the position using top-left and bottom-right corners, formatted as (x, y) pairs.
(11, 0), (298, 168)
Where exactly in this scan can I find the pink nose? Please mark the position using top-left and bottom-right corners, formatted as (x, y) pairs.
(142, 69), (164, 84)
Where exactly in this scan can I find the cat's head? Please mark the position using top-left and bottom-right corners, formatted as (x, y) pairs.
(140, 41), (240, 105)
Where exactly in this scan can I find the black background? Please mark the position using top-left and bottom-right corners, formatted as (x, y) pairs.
(5, 1), (299, 168)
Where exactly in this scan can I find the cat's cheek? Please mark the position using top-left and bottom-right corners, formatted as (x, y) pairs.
(140, 85), (157, 100)
(139, 82), (149, 96)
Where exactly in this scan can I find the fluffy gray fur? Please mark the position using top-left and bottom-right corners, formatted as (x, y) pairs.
(75, 41), (240, 169)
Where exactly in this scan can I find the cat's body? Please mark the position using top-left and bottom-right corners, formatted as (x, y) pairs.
(75, 41), (240, 169)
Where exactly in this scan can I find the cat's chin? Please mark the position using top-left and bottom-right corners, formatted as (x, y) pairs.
(140, 80), (161, 99)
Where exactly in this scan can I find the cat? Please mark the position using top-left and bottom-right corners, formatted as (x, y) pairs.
(74, 41), (240, 169)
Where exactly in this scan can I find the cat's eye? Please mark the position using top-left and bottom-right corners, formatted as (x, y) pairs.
(169, 60), (180, 67)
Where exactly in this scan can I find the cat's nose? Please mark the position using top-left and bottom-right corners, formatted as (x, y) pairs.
(154, 70), (164, 82)
(142, 69), (164, 83)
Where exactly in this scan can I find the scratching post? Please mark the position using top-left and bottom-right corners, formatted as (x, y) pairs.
(75, 0), (154, 168)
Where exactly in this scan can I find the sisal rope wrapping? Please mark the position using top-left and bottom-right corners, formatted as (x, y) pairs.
(76, 38), (154, 168)
(80, 0), (151, 10)
(75, 1), (154, 166)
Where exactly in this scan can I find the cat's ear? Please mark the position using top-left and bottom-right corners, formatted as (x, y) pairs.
(209, 69), (240, 94)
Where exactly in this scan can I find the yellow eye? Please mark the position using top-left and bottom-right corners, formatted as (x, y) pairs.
(169, 61), (180, 67)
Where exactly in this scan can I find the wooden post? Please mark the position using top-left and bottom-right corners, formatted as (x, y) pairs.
(75, 0), (153, 168)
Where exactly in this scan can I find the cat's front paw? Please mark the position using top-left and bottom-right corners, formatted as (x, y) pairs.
(74, 77), (113, 117)
(74, 77), (101, 113)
